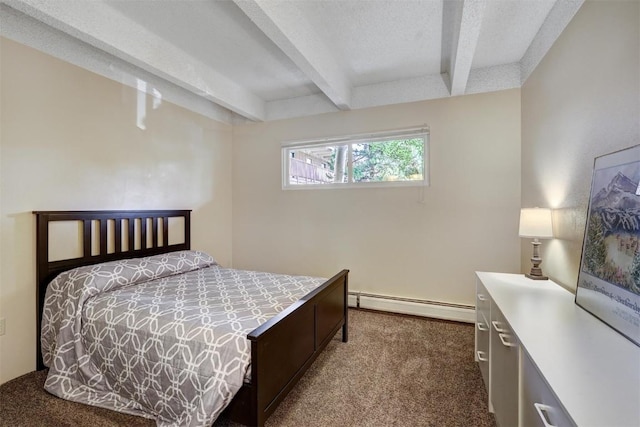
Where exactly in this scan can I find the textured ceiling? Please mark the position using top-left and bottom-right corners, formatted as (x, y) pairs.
(0, 0), (585, 124)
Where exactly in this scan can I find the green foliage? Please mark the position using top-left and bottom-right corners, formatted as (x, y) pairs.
(584, 212), (607, 275)
(352, 138), (424, 182)
(631, 250), (640, 292)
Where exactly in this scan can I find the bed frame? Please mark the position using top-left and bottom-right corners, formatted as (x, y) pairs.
(34, 210), (349, 427)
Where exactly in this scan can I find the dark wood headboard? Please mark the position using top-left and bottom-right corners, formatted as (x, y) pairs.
(33, 210), (191, 370)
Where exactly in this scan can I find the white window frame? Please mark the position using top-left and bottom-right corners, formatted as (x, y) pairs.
(282, 127), (430, 190)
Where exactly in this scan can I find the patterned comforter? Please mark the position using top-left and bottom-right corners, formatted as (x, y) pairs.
(41, 251), (325, 426)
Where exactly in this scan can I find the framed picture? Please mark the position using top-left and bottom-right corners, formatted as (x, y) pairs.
(576, 144), (640, 347)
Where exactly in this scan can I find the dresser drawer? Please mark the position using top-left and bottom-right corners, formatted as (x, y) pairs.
(476, 279), (490, 324)
(490, 305), (519, 427)
(475, 315), (490, 392)
(475, 278), (491, 405)
(521, 351), (576, 427)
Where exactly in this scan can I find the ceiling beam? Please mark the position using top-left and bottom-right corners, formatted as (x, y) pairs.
(0, 4), (237, 124)
(520, 0), (584, 83)
(441, 0), (487, 96)
(4, 0), (266, 121)
(234, 0), (352, 110)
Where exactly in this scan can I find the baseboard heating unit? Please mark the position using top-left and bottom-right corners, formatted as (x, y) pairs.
(348, 291), (475, 323)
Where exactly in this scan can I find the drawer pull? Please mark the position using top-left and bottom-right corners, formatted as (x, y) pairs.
(477, 322), (488, 332)
(491, 320), (508, 333)
(477, 294), (487, 301)
(534, 403), (557, 427)
(476, 350), (488, 362)
(498, 333), (517, 347)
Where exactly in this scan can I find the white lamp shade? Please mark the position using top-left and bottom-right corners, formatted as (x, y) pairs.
(519, 208), (553, 238)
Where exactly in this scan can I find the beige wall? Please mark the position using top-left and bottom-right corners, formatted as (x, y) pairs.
(232, 89), (522, 306)
(521, 0), (640, 290)
(0, 38), (233, 383)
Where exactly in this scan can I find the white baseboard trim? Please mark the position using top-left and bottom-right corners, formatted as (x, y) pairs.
(348, 292), (475, 323)
(348, 294), (359, 307)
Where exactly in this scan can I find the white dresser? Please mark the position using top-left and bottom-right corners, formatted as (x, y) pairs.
(475, 272), (640, 427)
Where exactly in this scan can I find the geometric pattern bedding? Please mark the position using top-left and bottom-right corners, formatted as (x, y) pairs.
(41, 251), (325, 427)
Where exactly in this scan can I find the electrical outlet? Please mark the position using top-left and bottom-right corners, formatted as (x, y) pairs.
(0, 318), (5, 336)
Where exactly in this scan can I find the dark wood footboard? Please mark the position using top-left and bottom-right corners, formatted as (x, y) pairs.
(225, 269), (349, 427)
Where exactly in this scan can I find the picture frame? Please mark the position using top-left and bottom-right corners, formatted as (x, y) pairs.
(576, 144), (640, 347)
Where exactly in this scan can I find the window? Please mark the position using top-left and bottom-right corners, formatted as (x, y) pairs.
(282, 128), (429, 189)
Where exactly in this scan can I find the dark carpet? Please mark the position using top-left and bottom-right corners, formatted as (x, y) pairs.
(0, 309), (495, 427)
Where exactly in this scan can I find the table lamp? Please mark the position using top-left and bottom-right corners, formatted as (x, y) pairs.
(519, 208), (553, 280)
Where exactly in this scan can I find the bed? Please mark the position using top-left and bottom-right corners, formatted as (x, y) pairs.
(34, 210), (349, 426)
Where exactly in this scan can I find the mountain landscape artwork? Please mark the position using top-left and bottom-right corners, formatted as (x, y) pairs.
(583, 168), (640, 294)
(577, 146), (640, 348)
